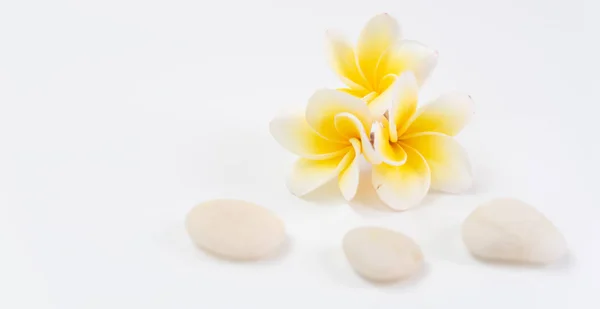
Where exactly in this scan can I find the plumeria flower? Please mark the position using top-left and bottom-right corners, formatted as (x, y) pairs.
(270, 89), (381, 201)
(372, 72), (474, 210)
(327, 13), (438, 116)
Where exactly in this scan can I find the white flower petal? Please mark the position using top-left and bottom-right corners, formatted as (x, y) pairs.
(270, 113), (350, 159)
(372, 144), (431, 210)
(334, 112), (365, 140)
(306, 89), (372, 143)
(402, 93), (474, 137)
(362, 91), (378, 103)
(367, 71), (418, 121)
(376, 40), (438, 87)
(402, 133), (472, 193)
(356, 14), (401, 88)
(366, 74), (398, 116)
(338, 138), (361, 201)
(326, 30), (370, 90)
(333, 112), (381, 164)
(373, 122), (408, 166)
(286, 150), (354, 197)
(338, 87), (372, 99)
(388, 71), (419, 139)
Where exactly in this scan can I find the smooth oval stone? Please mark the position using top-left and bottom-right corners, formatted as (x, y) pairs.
(343, 227), (424, 282)
(462, 198), (567, 264)
(186, 199), (286, 260)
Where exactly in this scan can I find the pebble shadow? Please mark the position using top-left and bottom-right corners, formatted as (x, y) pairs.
(189, 236), (294, 266)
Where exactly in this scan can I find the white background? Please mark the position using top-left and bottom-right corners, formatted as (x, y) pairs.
(0, 0), (595, 308)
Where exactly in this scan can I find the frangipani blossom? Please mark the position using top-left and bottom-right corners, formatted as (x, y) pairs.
(327, 13), (438, 116)
(372, 72), (474, 210)
(270, 89), (381, 201)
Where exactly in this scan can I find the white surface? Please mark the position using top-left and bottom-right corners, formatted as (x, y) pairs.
(0, 1), (595, 308)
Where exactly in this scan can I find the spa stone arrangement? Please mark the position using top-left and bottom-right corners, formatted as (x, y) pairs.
(185, 14), (567, 284)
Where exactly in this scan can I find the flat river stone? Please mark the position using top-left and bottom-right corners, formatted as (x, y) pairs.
(343, 227), (424, 282)
(186, 199), (286, 260)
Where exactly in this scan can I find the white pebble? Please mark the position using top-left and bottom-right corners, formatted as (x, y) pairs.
(462, 198), (567, 264)
(343, 227), (424, 282)
(186, 199), (286, 260)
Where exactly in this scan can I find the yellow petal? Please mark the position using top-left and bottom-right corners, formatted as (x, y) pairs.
(377, 73), (398, 93)
(334, 112), (364, 140)
(326, 31), (370, 90)
(362, 91), (378, 103)
(338, 138), (361, 201)
(401, 93), (474, 137)
(356, 14), (401, 89)
(376, 40), (438, 87)
(366, 74), (397, 116)
(306, 89), (372, 143)
(388, 71), (419, 140)
(286, 150), (354, 197)
(338, 87), (372, 99)
(372, 144), (431, 210)
(373, 122), (407, 166)
(402, 133), (472, 193)
(333, 112), (381, 164)
(362, 142), (381, 165)
(270, 113), (350, 160)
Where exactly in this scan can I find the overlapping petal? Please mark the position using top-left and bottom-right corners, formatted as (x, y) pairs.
(388, 71), (419, 140)
(338, 138), (362, 200)
(375, 40), (438, 88)
(366, 74), (398, 117)
(269, 113), (350, 160)
(402, 133), (472, 193)
(306, 89), (373, 143)
(333, 112), (380, 164)
(326, 30), (370, 90)
(337, 87), (372, 99)
(286, 150), (354, 197)
(402, 93), (474, 137)
(372, 144), (431, 210)
(373, 122), (407, 166)
(356, 13), (401, 88)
